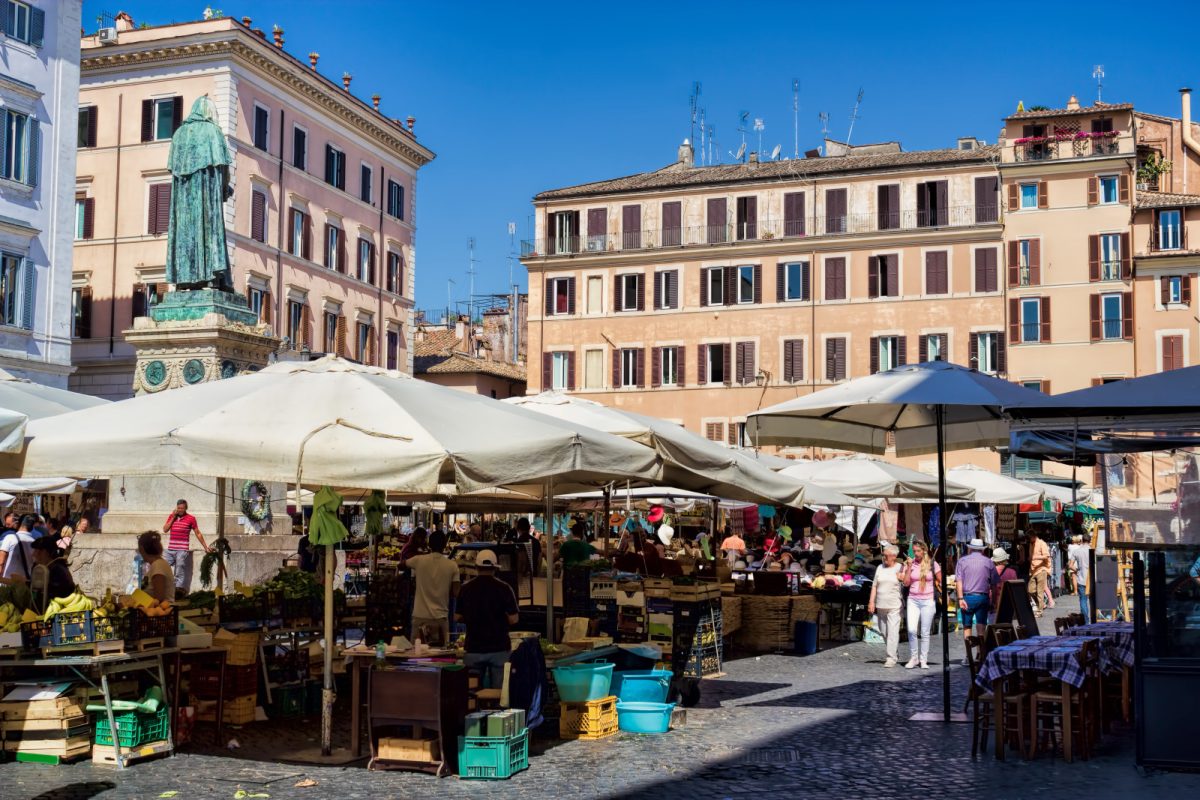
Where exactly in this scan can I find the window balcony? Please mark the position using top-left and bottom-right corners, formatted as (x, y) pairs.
(522, 205), (986, 257)
(1011, 132), (1126, 163)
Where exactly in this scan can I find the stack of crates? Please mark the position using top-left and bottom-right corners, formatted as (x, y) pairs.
(686, 604), (723, 678)
(558, 695), (617, 741)
(643, 578), (674, 658)
(458, 708), (529, 780)
(589, 577), (618, 638)
(366, 574), (411, 644)
(206, 629), (261, 724)
(614, 581), (646, 644)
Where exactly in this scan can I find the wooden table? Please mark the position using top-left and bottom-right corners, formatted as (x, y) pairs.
(1063, 621), (1134, 723)
(0, 648), (178, 769)
(345, 646), (458, 758)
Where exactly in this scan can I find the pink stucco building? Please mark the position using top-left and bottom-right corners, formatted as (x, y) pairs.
(71, 14), (434, 398)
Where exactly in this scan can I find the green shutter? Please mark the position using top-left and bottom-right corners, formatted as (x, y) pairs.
(26, 118), (38, 186)
(21, 259), (36, 331)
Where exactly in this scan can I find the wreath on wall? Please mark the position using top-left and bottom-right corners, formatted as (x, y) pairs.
(240, 480), (272, 523)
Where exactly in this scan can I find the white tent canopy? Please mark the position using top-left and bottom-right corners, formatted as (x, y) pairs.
(0, 369), (109, 453)
(560, 486), (756, 511)
(944, 464), (1043, 504)
(778, 455), (975, 501)
(0, 478), (80, 495)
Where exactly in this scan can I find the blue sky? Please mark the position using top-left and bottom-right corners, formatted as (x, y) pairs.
(86, 1), (1198, 313)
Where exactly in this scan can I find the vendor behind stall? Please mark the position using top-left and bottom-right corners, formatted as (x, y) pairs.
(30, 537), (75, 602)
(455, 551), (519, 688)
(560, 523), (596, 567)
(404, 530), (460, 645)
(138, 531), (175, 602)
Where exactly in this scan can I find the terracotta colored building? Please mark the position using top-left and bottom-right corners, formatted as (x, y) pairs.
(71, 14), (433, 398)
(413, 315), (527, 399)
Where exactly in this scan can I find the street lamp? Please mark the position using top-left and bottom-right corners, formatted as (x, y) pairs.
(755, 369), (770, 388)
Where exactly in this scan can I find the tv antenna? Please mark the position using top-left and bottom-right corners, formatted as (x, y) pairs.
(699, 106), (707, 165)
(737, 110), (749, 153)
(1092, 64), (1105, 103)
(846, 88), (864, 144)
(446, 277), (456, 321)
(818, 111), (830, 138)
(753, 117), (765, 156)
(708, 123), (717, 164)
(792, 78), (800, 158)
(466, 237), (477, 309)
(506, 222), (516, 286)
(689, 81), (701, 145)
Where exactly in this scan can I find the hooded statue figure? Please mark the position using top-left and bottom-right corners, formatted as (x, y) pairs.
(165, 96), (233, 291)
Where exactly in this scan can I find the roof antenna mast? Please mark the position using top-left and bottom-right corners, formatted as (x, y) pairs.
(792, 78), (800, 159)
(689, 81), (701, 147)
(846, 88), (864, 145)
(1092, 64), (1105, 104)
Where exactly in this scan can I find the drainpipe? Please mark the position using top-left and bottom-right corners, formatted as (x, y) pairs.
(377, 164), (385, 366)
(108, 95), (123, 353)
(275, 109), (286, 332)
(1181, 88), (1200, 194)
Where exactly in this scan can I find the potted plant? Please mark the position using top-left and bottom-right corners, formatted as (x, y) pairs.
(1137, 152), (1172, 190)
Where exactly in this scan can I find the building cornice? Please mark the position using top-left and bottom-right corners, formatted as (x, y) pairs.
(81, 34), (435, 168)
(0, 73), (42, 101)
(0, 215), (40, 238)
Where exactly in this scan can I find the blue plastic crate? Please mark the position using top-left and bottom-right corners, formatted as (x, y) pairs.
(457, 729), (529, 780)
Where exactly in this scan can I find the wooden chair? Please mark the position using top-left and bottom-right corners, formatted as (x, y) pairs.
(984, 624), (1015, 653)
(1029, 639), (1100, 762)
(1054, 616), (1072, 635)
(966, 635), (1029, 759)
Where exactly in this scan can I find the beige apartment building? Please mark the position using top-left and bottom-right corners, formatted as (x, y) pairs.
(521, 90), (1200, 492)
(71, 14), (434, 398)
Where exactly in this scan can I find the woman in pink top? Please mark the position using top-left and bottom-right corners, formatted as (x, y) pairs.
(900, 540), (941, 669)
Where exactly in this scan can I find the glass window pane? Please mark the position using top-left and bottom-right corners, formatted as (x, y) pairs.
(1103, 295), (1122, 338)
(155, 99), (174, 140)
(1022, 299), (1040, 342)
(709, 270), (723, 304)
(1020, 184), (1038, 208)
(739, 266), (754, 302)
(785, 263), (802, 300)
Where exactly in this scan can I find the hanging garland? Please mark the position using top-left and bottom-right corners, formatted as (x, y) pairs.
(240, 480), (272, 523)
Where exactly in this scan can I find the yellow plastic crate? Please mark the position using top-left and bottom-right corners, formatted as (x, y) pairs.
(559, 696), (617, 741)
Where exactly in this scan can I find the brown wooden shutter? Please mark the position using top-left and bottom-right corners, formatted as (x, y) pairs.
(1006, 183), (1018, 212)
(1163, 335), (1183, 371)
(697, 344), (707, 384)
(1040, 296), (1051, 342)
(147, 184), (159, 235)
(140, 99), (153, 142)
(302, 213), (312, 260)
(82, 198), (95, 239)
(542, 353), (552, 390)
(612, 348), (621, 387)
(752, 265), (762, 304)
(1088, 235), (1100, 282)
(825, 339), (837, 380)
(338, 229), (347, 273)
(587, 208), (606, 240)
(1007, 241), (1020, 287)
(336, 315), (347, 356)
(996, 332), (1007, 373)
(1184, 275), (1193, 305)
(867, 257), (879, 298)
(784, 191), (805, 235)
(300, 304), (312, 347)
(836, 338), (846, 380)
(699, 268), (709, 307)
(918, 334), (928, 363)
(668, 270), (678, 309)
(613, 274), (623, 312)
(1161, 276), (1172, 306)
(1086, 177), (1098, 206)
(77, 287), (92, 338)
(897, 336), (908, 366)
(784, 339), (795, 381)
(651, 347), (662, 388)
(567, 351), (576, 390)
(156, 184), (171, 235)
(544, 278), (553, 316)
(707, 197), (727, 242)
(776, 263), (785, 303)
(1118, 174), (1130, 204)
(653, 271), (662, 310)
(566, 277), (576, 314)
(171, 97), (183, 132)
(869, 336), (879, 374)
(1089, 294), (1101, 340)
(676, 346), (686, 388)
(1037, 180), (1048, 209)
(636, 347), (646, 388)
(1028, 239), (1041, 286)
(368, 242), (377, 286)
(662, 201), (681, 245)
(722, 343), (732, 386)
(287, 209), (296, 254)
(1119, 232), (1131, 279)
(85, 106), (98, 148)
(744, 196), (757, 239)
(969, 332), (978, 368)
(723, 266), (736, 307)
(1040, 380), (1051, 394)
(1122, 291), (1133, 338)
(251, 191), (266, 242)
(261, 291), (273, 325)
(636, 274), (645, 311)
(622, 204), (642, 249)
(728, 422), (739, 446)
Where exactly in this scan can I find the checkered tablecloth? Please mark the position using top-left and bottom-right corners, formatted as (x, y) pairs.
(1063, 622), (1135, 668)
(976, 635), (1103, 689)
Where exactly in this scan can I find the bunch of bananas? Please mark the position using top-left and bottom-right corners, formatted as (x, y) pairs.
(0, 602), (20, 632)
(42, 590), (95, 621)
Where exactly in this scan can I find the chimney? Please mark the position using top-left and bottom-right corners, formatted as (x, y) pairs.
(342, 72), (352, 91)
(1181, 88), (1200, 194)
(1066, 94), (1080, 110)
(406, 116), (415, 133)
(372, 94), (381, 111)
(308, 52), (319, 69)
(241, 16), (252, 27)
(677, 138), (694, 168)
(454, 315), (470, 345)
(114, 11), (134, 31)
(272, 26), (284, 48)
(748, 151), (759, 164)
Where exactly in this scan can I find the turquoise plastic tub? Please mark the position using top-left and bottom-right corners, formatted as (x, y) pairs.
(552, 662), (614, 703)
(611, 670), (671, 703)
(616, 701), (675, 734)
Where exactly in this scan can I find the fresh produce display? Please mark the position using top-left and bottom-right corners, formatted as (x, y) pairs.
(184, 590), (218, 609)
(0, 582), (32, 612)
(199, 536), (233, 588)
(0, 601), (21, 632)
(136, 599), (174, 617)
(42, 590), (96, 621)
(258, 568), (322, 600)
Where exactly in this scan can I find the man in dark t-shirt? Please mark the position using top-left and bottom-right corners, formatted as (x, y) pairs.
(455, 552), (519, 688)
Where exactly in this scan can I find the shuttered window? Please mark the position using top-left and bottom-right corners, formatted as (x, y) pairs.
(735, 341), (757, 384)
(704, 422), (726, 443)
(141, 97), (182, 142)
(877, 184), (900, 230)
(1008, 239), (1040, 287)
(918, 333), (948, 363)
(661, 201), (682, 246)
(924, 251), (948, 295)
(867, 255), (899, 298)
(653, 270), (679, 310)
(324, 144), (346, 190)
(622, 204), (642, 249)
(1009, 296), (1050, 344)
(825, 189), (847, 233)
(974, 248), (998, 293)
(72, 287), (92, 338)
(652, 346), (680, 387)
(147, 183), (171, 235)
(1162, 335), (1185, 371)
(293, 126), (307, 170)
(969, 331), (1006, 374)
(825, 337), (847, 381)
(387, 329), (400, 370)
(75, 197), (95, 241)
(706, 198), (727, 243)
(253, 104), (270, 151)
(783, 192), (805, 237)
(824, 258), (847, 300)
(974, 176), (999, 223)
(586, 208), (607, 251)
(777, 262), (810, 302)
(250, 190), (267, 243)
(544, 351), (575, 391)
(870, 335), (906, 374)
(698, 343), (730, 385)
(545, 277), (576, 316)
(735, 196), (757, 240)
(916, 180), (949, 227)
(78, 106), (98, 149)
(386, 252), (403, 295)
(783, 339), (804, 382)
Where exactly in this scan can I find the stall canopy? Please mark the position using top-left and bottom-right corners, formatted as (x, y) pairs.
(0, 478), (81, 495)
(777, 456), (975, 501)
(561, 486), (756, 511)
(944, 464), (1043, 504)
(506, 392), (855, 507)
(0, 369), (109, 453)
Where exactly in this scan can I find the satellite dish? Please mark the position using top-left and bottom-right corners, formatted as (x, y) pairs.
(770, 144), (781, 160)
(735, 142), (746, 161)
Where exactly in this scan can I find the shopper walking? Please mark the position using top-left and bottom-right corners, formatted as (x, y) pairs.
(161, 499), (212, 597)
(1027, 527), (1052, 618)
(955, 538), (999, 654)
(901, 540), (940, 669)
(868, 544), (904, 667)
(1067, 534), (1091, 621)
(989, 547), (1018, 623)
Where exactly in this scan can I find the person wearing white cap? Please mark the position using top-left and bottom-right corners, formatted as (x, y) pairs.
(868, 544), (904, 667)
(455, 550), (519, 688)
(955, 538), (999, 649)
(989, 546), (1018, 623)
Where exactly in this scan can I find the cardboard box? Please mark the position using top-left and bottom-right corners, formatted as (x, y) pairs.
(464, 711), (490, 737)
(615, 590), (645, 608)
(171, 632), (213, 650)
(377, 734), (439, 763)
(486, 709), (520, 738)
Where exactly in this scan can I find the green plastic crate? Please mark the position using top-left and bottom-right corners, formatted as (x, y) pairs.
(268, 683), (307, 718)
(457, 729), (529, 780)
(93, 705), (170, 747)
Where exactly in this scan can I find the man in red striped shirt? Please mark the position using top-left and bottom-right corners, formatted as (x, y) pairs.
(161, 499), (212, 596)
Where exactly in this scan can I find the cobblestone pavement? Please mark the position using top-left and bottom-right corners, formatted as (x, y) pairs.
(4, 598), (1199, 799)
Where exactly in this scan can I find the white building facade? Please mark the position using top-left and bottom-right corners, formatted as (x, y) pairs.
(0, 0), (80, 387)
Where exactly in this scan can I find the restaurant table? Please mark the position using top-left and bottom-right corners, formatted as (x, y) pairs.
(0, 647), (178, 769)
(976, 635), (1102, 761)
(345, 645), (459, 758)
(1063, 621), (1135, 723)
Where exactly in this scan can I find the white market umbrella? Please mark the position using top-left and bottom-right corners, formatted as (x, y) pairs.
(747, 361), (1049, 722)
(778, 455), (975, 501)
(945, 464), (1043, 505)
(0, 369), (109, 453)
(3, 357), (660, 755)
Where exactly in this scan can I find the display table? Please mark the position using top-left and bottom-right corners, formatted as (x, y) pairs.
(0, 648), (178, 769)
(345, 646), (459, 758)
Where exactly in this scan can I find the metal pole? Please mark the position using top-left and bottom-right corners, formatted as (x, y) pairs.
(545, 477), (555, 641)
(1100, 453), (1112, 621)
(935, 404), (951, 723)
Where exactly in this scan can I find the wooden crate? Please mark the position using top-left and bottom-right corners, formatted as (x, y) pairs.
(721, 596), (742, 636)
(377, 733), (440, 763)
(91, 739), (171, 766)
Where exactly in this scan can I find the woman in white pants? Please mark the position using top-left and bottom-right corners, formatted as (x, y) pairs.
(868, 545), (904, 667)
(900, 541), (941, 669)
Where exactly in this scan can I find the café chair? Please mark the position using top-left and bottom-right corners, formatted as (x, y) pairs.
(1054, 617), (1072, 635)
(966, 635), (1029, 759)
(1029, 639), (1100, 762)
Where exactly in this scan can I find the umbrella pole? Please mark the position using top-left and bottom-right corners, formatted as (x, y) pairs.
(545, 478), (555, 641)
(936, 404), (951, 723)
(322, 541), (334, 756)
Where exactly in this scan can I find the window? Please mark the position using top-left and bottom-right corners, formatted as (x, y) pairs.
(706, 268), (724, 306)
(975, 176), (999, 223)
(920, 333), (948, 362)
(707, 197), (727, 243)
(868, 255), (899, 298)
(1019, 183), (1038, 209)
(147, 183), (171, 236)
(1099, 175), (1118, 204)
(289, 209), (308, 257)
(1106, 457), (1132, 488)
(586, 275), (603, 314)
(386, 329), (400, 370)
(357, 239), (375, 284)
(1020, 298), (1041, 343)
(154, 98), (177, 141)
(1157, 210), (1182, 250)
(620, 348), (641, 387)
(357, 322), (372, 363)
(916, 180), (948, 227)
(324, 144), (346, 190)
(324, 311), (339, 354)
(386, 252), (402, 295)
(1102, 294), (1122, 339)
(360, 164), (373, 204)
(292, 127), (307, 170)
(973, 332), (1000, 373)
(0, 253), (21, 327)
(871, 335), (904, 373)
(288, 300), (306, 347)
(618, 273), (641, 312)
(250, 190), (267, 243)
(659, 346), (678, 387)
(622, 204), (642, 249)
(1, 109), (37, 185)
(704, 422), (726, 443)
(735, 341), (756, 384)
(783, 339), (804, 382)
(387, 180), (404, 220)
(877, 184), (900, 230)
(74, 197), (94, 241)
(71, 287), (91, 338)
(1163, 335), (1185, 371)
(825, 188), (847, 233)
(253, 105), (270, 151)
(1000, 451), (1043, 479)
(735, 196), (757, 240)
(783, 192), (805, 236)
(549, 211), (579, 254)
(77, 106), (97, 148)
(324, 225), (342, 271)
(924, 252), (948, 295)
(549, 352), (570, 390)
(975, 248), (998, 293)
(781, 262), (809, 302)
(4, 1), (42, 45)
(824, 258), (846, 300)
(546, 277), (573, 316)
(248, 287), (267, 321)
(825, 337), (847, 381)
(584, 349), (603, 389)
(1100, 233), (1121, 281)
(1164, 275), (1184, 305)
(1019, 240), (1033, 286)
(705, 344), (726, 384)
(654, 270), (678, 310)
(737, 265), (755, 304)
